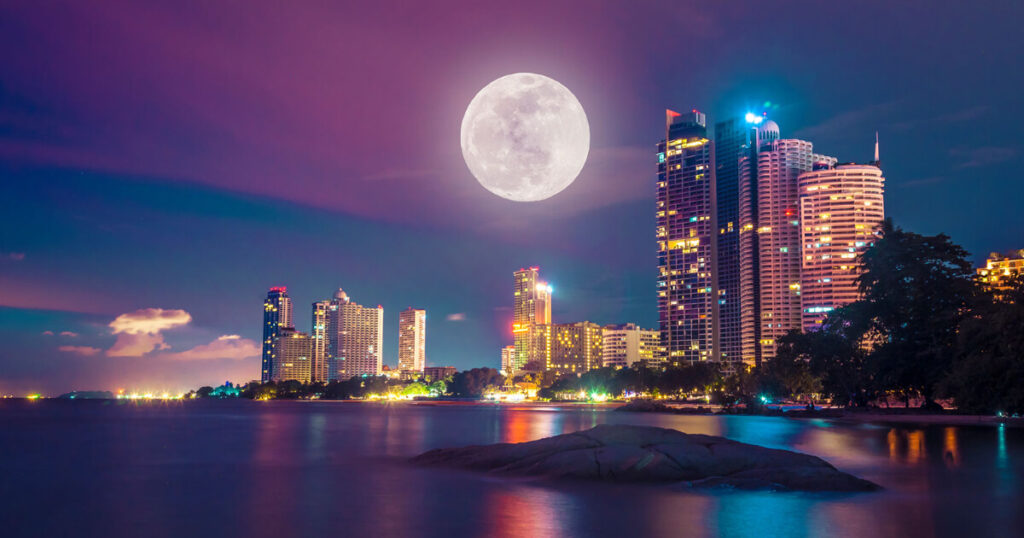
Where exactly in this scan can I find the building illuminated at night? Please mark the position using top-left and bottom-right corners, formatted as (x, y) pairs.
(261, 286), (293, 382)
(500, 345), (515, 375)
(531, 321), (603, 376)
(602, 323), (663, 368)
(798, 160), (885, 330)
(398, 307), (426, 377)
(423, 366), (456, 382)
(746, 135), (835, 362)
(311, 300), (330, 382)
(657, 109), (718, 364)
(512, 267), (552, 372)
(271, 328), (312, 383)
(977, 250), (1024, 294)
(324, 288), (384, 380)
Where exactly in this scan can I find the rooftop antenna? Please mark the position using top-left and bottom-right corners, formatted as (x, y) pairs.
(873, 131), (880, 165)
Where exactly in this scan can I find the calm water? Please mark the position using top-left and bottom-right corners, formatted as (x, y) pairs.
(1, 400), (1021, 537)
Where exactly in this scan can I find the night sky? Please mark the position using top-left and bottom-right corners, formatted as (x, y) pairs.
(2, 1), (1022, 395)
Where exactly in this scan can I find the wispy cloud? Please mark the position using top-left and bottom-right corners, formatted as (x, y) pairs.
(446, 313), (466, 321)
(157, 335), (260, 361)
(58, 345), (102, 356)
(60, 331), (79, 338)
(950, 146), (1019, 169)
(2, 252), (25, 261)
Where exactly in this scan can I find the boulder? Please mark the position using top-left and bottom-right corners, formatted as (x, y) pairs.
(411, 424), (879, 492)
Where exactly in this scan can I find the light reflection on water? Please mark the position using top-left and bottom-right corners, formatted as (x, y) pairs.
(0, 400), (1021, 538)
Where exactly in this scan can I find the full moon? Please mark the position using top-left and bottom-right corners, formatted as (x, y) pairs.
(460, 73), (590, 202)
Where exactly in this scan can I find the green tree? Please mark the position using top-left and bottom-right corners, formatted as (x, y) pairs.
(448, 368), (504, 398)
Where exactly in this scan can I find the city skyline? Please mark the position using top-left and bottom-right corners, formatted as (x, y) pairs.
(3, 1), (1023, 395)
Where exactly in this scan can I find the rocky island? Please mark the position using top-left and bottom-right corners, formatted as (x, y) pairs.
(412, 424), (879, 492)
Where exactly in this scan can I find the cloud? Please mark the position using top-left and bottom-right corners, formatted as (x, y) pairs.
(3, 252), (26, 261)
(58, 345), (102, 356)
(41, 330), (54, 336)
(950, 146), (1019, 169)
(158, 335), (260, 361)
(60, 331), (79, 337)
(446, 313), (467, 322)
(794, 101), (902, 141)
(107, 308), (191, 357)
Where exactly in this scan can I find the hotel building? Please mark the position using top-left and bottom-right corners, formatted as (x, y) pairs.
(325, 288), (384, 379)
(311, 300), (330, 382)
(271, 328), (312, 383)
(602, 323), (663, 368)
(512, 267), (552, 372)
(747, 136), (835, 362)
(398, 307), (426, 377)
(657, 110), (718, 364)
(261, 286), (293, 382)
(531, 321), (603, 376)
(500, 345), (515, 375)
(977, 250), (1024, 294)
(798, 162), (885, 329)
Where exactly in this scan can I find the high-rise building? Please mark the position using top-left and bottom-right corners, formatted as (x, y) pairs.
(325, 289), (384, 380)
(512, 267), (552, 372)
(977, 250), (1024, 295)
(398, 307), (426, 377)
(261, 286), (293, 382)
(799, 162), (884, 330)
(713, 117), (757, 366)
(742, 136), (836, 362)
(271, 328), (312, 383)
(737, 119), (781, 366)
(311, 300), (330, 382)
(531, 321), (603, 376)
(657, 110), (717, 364)
(602, 323), (663, 368)
(500, 345), (515, 375)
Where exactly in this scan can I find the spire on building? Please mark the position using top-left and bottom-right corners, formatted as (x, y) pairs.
(873, 131), (880, 167)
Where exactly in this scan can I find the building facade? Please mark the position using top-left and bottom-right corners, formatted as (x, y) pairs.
(977, 250), (1024, 294)
(512, 267), (551, 372)
(657, 110), (718, 364)
(751, 138), (835, 361)
(602, 323), (662, 368)
(423, 366), (457, 382)
(398, 307), (426, 377)
(500, 345), (516, 375)
(311, 300), (330, 383)
(325, 289), (384, 379)
(798, 163), (885, 330)
(531, 321), (603, 376)
(261, 286), (293, 382)
(271, 328), (312, 383)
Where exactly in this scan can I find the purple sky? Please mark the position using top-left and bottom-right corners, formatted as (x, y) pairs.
(1, 1), (1022, 394)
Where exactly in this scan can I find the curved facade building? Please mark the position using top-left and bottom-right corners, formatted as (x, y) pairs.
(798, 164), (885, 331)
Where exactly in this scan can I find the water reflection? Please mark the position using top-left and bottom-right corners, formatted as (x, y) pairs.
(501, 409), (564, 443)
(887, 428), (927, 464)
(943, 427), (960, 468)
(483, 486), (570, 538)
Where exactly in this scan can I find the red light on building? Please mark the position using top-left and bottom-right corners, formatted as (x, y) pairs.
(269, 286), (287, 293)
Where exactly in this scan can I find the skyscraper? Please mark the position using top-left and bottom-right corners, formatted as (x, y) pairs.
(798, 162), (884, 330)
(271, 328), (312, 383)
(752, 138), (835, 361)
(311, 300), (330, 382)
(325, 289), (384, 379)
(261, 286), (293, 382)
(512, 267), (552, 372)
(398, 307), (426, 377)
(657, 110), (718, 364)
(738, 119), (780, 365)
(714, 116), (760, 366)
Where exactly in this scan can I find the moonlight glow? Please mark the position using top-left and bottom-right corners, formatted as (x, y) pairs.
(460, 73), (590, 202)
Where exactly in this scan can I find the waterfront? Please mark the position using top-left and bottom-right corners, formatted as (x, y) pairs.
(2, 400), (1021, 537)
